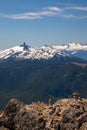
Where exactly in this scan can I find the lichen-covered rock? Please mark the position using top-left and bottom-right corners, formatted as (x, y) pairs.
(4, 98), (24, 116)
(80, 122), (87, 130)
(0, 94), (87, 130)
(0, 126), (10, 130)
(15, 108), (46, 130)
(3, 98), (24, 129)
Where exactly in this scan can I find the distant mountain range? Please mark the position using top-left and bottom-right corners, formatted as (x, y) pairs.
(0, 42), (87, 108)
(0, 42), (87, 60)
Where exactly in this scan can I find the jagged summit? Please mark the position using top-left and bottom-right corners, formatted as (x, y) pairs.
(0, 43), (69, 60)
(0, 42), (87, 60)
(20, 42), (30, 50)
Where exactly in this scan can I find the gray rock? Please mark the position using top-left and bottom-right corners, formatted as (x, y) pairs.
(15, 108), (46, 130)
(0, 95), (87, 130)
(80, 122), (87, 130)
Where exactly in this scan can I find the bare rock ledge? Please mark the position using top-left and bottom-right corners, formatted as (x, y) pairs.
(0, 92), (87, 130)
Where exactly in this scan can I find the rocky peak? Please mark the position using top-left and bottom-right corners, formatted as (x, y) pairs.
(20, 42), (30, 50)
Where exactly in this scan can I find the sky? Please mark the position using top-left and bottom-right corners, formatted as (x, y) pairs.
(0, 0), (87, 49)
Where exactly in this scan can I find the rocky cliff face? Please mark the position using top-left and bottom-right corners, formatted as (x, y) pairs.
(0, 92), (87, 130)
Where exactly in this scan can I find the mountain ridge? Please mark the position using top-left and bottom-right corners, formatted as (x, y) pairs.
(0, 42), (87, 60)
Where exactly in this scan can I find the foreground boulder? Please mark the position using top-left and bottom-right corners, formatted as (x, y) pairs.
(0, 92), (87, 130)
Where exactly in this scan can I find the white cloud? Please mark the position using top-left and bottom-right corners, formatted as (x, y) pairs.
(0, 6), (62, 20)
(66, 6), (87, 11)
(62, 6), (87, 19)
(61, 14), (76, 18)
(73, 6), (87, 11)
(47, 6), (63, 12)
(60, 14), (87, 19)
(0, 6), (87, 20)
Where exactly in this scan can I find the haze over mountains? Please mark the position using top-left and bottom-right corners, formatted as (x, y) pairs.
(0, 42), (87, 108)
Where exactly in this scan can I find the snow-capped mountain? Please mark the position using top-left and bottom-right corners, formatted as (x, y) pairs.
(0, 42), (87, 60)
(53, 42), (87, 60)
(53, 42), (87, 50)
(0, 42), (69, 60)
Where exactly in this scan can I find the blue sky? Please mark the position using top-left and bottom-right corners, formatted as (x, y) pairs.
(0, 0), (87, 49)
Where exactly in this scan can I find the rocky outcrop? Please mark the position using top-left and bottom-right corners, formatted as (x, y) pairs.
(0, 92), (87, 130)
